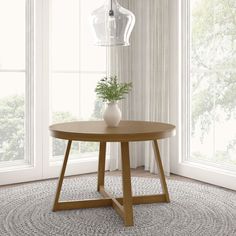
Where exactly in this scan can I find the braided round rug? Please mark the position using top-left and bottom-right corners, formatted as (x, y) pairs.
(0, 176), (236, 236)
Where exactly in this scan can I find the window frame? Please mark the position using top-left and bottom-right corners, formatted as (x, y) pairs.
(170, 0), (236, 191)
(0, 0), (43, 185)
(0, 0), (109, 185)
(182, 0), (236, 170)
(41, 0), (109, 179)
(0, 0), (34, 168)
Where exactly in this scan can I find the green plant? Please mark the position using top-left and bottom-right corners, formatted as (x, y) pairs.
(95, 76), (132, 103)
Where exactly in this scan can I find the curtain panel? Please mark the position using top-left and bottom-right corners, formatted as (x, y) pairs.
(109, 0), (170, 175)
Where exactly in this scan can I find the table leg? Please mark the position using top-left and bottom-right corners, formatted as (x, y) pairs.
(97, 142), (106, 191)
(53, 140), (72, 211)
(51, 139), (169, 227)
(121, 142), (134, 226)
(152, 140), (170, 202)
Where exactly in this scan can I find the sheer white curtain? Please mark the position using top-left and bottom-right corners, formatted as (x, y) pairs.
(108, 0), (170, 175)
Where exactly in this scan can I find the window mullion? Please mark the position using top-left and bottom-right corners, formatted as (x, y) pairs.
(25, 0), (34, 165)
(181, 0), (190, 162)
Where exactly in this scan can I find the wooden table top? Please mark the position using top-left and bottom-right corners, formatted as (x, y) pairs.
(49, 120), (175, 142)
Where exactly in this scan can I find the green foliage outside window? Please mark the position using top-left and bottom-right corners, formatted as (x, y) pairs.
(0, 95), (104, 161)
(0, 95), (24, 161)
(190, 0), (236, 164)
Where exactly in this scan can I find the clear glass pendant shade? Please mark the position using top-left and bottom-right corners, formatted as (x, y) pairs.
(91, 0), (135, 46)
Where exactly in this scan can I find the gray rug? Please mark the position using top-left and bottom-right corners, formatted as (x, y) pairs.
(0, 176), (236, 236)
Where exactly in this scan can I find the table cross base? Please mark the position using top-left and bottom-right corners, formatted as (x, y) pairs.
(52, 140), (170, 227)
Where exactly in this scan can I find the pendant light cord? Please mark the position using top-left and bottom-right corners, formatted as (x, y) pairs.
(109, 0), (114, 16)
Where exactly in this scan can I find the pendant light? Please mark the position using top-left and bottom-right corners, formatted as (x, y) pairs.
(91, 0), (135, 46)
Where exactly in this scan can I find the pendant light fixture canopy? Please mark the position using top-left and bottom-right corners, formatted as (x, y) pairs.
(91, 0), (135, 46)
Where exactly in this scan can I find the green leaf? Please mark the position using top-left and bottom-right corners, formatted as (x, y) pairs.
(95, 76), (132, 102)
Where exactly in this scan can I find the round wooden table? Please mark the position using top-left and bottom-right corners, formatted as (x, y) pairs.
(49, 120), (176, 227)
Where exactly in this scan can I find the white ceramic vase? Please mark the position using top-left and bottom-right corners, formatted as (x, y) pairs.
(103, 102), (121, 127)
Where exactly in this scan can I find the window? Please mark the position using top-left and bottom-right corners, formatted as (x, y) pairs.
(182, 0), (236, 170)
(0, 0), (34, 167)
(49, 0), (107, 160)
(0, 0), (108, 185)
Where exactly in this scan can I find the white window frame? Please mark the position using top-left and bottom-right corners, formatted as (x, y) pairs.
(170, 0), (236, 191)
(0, 0), (34, 169)
(39, 0), (109, 179)
(0, 0), (109, 185)
(0, 0), (43, 185)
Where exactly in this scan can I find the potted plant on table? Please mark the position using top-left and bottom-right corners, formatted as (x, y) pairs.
(95, 76), (132, 127)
